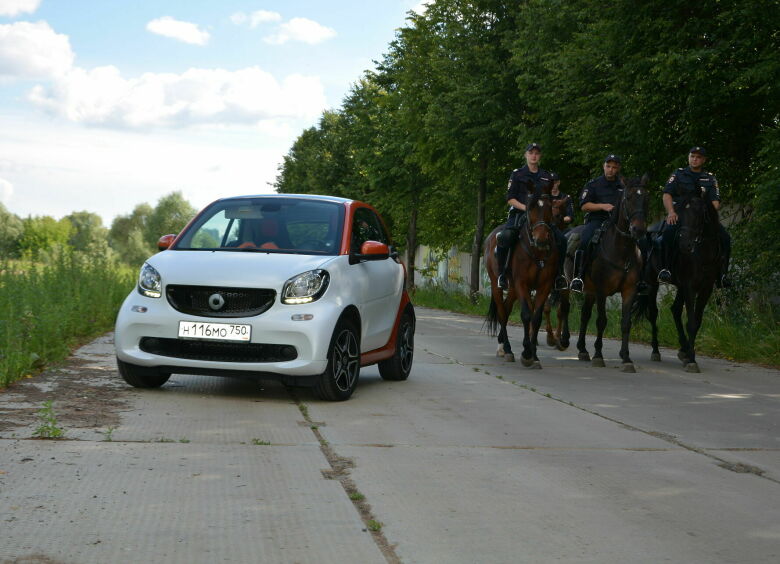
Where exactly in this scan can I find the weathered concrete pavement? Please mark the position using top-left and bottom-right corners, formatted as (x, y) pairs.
(1, 307), (778, 563)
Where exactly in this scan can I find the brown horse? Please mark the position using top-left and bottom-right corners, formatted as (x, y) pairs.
(485, 183), (559, 368)
(637, 194), (721, 372)
(544, 196), (573, 350)
(575, 174), (649, 372)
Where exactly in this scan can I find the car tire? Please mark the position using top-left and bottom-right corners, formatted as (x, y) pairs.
(378, 307), (414, 381)
(117, 358), (171, 388)
(315, 319), (360, 401)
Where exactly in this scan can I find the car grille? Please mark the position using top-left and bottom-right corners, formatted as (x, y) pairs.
(140, 338), (297, 363)
(166, 285), (276, 318)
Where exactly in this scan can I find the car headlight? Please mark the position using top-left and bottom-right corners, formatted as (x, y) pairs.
(138, 263), (162, 298)
(282, 270), (329, 304)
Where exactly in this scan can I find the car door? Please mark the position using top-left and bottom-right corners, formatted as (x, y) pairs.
(350, 207), (403, 351)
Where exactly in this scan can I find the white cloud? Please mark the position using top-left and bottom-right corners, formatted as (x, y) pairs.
(0, 21), (74, 78)
(0, 0), (40, 17)
(0, 176), (12, 204)
(231, 10), (282, 28)
(28, 65), (327, 129)
(411, 2), (430, 15)
(264, 17), (336, 45)
(146, 16), (210, 46)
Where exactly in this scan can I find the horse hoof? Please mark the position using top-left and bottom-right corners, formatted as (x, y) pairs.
(505, 353), (515, 363)
(621, 363), (636, 373)
(685, 362), (700, 373)
(677, 350), (689, 364)
(520, 355), (534, 367)
(650, 352), (661, 362)
(531, 361), (542, 369)
(578, 352), (590, 362)
(557, 343), (568, 351)
(591, 358), (606, 368)
(546, 335), (556, 347)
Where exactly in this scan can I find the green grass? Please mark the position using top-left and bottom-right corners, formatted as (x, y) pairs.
(411, 285), (779, 367)
(0, 252), (136, 388)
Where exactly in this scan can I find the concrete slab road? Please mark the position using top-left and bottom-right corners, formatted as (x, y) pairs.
(1, 308), (778, 563)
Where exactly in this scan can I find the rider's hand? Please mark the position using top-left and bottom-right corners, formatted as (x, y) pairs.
(563, 216), (572, 223)
(602, 203), (614, 212)
(666, 211), (678, 225)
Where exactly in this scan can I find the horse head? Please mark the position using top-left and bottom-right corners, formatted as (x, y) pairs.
(526, 180), (554, 251)
(551, 197), (569, 231)
(678, 194), (716, 254)
(620, 174), (649, 240)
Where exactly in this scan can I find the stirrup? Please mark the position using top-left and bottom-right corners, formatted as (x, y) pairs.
(498, 274), (508, 290)
(658, 269), (671, 284)
(570, 277), (584, 293)
(554, 275), (568, 291)
(716, 274), (732, 289)
(637, 280), (649, 296)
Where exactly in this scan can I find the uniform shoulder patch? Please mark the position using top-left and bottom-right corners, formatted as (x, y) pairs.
(667, 175), (675, 183)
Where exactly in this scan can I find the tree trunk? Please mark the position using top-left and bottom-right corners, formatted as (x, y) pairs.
(406, 189), (419, 291)
(469, 156), (488, 300)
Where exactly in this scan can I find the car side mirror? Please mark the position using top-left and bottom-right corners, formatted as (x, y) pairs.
(349, 240), (390, 264)
(157, 234), (177, 250)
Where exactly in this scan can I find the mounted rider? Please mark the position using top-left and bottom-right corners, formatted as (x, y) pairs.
(496, 143), (568, 291)
(658, 146), (731, 287)
(550, 171), (574, 233)
(570, 154), (624, 293)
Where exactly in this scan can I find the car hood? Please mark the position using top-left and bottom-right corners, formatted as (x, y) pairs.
(147, 250), (338, 290)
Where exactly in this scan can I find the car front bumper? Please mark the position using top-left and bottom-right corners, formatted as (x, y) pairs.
(114, 290), (344, 378)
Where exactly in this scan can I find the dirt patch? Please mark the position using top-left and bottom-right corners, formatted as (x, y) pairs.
(0, 354), (130, 436)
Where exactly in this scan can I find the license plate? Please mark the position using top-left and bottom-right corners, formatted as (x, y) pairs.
(178, 321), (251, 342)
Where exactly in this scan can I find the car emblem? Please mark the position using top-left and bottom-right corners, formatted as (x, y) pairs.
(208, 293), (226, 311)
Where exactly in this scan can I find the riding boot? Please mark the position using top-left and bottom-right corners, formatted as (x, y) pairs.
(554, 232), (568, 290)
(570, 250), (585, 293)
(716, 254), (732, 288)
(496, 245), (509, 290)
(658, 239), (672, 284)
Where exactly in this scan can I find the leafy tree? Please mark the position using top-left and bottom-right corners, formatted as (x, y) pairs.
(145, 192), (196, 248)
(65, 211), (108, 254)
(18, 216), (73, 260)
(0, 203), (23, 258)
(109, 203), (155, 265)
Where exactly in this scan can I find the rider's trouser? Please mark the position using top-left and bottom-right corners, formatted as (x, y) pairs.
(496, 212), (524, 277)
(574, 219), (602, 279)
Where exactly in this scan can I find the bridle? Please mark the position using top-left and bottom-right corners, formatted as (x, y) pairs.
(524, 193), (554, 248)
(613, 187), (645, 240)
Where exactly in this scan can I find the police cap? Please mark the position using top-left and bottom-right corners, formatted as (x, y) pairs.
(525, 142), (542, 152)
(689, 146), (707, 156)
(549, 171), (560, 181)
(604, 154), (621, 164)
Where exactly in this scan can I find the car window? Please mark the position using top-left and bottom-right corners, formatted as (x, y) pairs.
(351, 208), (388, 253)
(175, 198), (344, 255)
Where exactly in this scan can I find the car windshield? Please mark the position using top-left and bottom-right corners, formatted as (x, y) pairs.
(174, 198), (344, 255)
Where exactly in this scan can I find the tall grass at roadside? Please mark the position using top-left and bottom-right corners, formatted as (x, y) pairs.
(0, 252), (135, 387)
(411, 285), (779, 367)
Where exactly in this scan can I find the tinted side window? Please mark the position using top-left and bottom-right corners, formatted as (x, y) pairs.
(352, 208), (387, 252)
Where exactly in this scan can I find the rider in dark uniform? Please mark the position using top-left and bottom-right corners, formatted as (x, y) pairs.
(550, 171), (574, 233)
(570, 154), (624, 293)
(496, 143), (568, 291)
(658, 146), (731, 287)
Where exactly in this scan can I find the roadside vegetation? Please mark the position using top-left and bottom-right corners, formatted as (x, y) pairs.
(412, 285), (780, 368)
(0, 252), (135, 388)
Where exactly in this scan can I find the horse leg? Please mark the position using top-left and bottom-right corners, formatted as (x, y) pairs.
(592, 295), (607, 367)
(647, 285), (661, 361)
(490, 285), (515, 361)
(619, 287), (636, 373)
(670, 289), (690, 364)
(685, 286), (714, 373)
(559, 290), (571, 350)
(529, 288), (552, 369)
(519, 296), (535, 367)
(577, 293), (595, 361)
(544, 298), (556, 347)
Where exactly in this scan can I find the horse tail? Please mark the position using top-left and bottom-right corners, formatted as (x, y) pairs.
(632, 292), (648, 323)
(484, 294), (499, 337)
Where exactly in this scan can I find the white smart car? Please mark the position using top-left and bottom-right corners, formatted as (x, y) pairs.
(114, 194), (415, 401)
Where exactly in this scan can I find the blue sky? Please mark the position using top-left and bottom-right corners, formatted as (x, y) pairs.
(0, 0), (425, 224)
